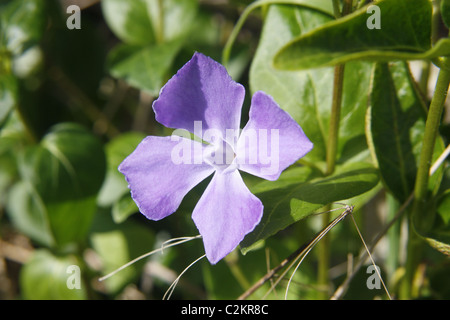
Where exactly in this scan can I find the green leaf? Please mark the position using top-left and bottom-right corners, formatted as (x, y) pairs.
(9, 123), (106, 247)
(7, 181), (53, 246)
(97, 132), (145, 222)
(0, 0), (46, 77)
(101, 0), (156, 45)
(107, 41), (183, 95)
(421, 178), (450, 256)
(157, 0), (198, 42)
(0, 0), (47, 48)
(98, 132), (145, 207)
(366, 62), (428, 202)
(102, 0), (197, 94)
(273, 0), (450, 70)
(20, 249), (87, 300)
(101, 0), (197, 45)
(441, 0), (450, 28)
(241, 162), (380, 253)
(112, 193), (138, 224)
(0, 74), (17, 126)
(250, 5), (372, 165)
(222, 0), (335, 65)
(90, 212), (155, 294)
(367, 61), (445, 215)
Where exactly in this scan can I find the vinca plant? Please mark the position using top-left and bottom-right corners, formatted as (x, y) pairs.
(0, 0), (449, 301)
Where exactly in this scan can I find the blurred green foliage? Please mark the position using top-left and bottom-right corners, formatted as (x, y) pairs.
(0, 0), (449, 300)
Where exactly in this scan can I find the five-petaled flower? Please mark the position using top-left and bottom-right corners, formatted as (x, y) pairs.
(119, 52), (313, 264)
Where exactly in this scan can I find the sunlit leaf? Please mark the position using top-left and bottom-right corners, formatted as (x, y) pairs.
(89, 212), (155, 294)
(20, 249), (87, 300)
(0, 74), (17, 126)
(9, 123), (106, 247)
(0, 0), (46, 77)
(241, 162), (379, 252)
(107, 40), (183, 95)
(273, 0), (448, 70)
(250, 5), (372, 165)
(367, 62), (428, 202)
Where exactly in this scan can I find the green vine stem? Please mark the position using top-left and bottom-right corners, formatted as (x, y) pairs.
(155, 0), (165, 44)
(317, 0), (351, 299)
(325, 64), (345, 176)
(400, 57), (450, 299)
(317, 64), (345, 299)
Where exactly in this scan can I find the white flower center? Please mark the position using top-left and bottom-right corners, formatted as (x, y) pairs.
(204, 139), (238, 173)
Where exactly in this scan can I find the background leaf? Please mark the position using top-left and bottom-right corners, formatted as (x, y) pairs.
(367, 62), (428, 202)
(89, 212), (155, 294)
(97, 132), (146, 222)
(107, 40), (183, 96)
(0, 0), (46, 78)
(8, 123), (106, 247)
(241, 162), (379, 252)
(250, 5), (372, 166)
(420, 171), (450, 255)
(101, 0), (198, 94)
(0, 74), (17, 127)
(20, 249), (87, 300)
(441, 0), (450, 29)
(101, 0), (156, 45)
(273, 0), (446, 70)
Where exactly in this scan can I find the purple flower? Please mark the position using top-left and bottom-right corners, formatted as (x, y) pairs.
(119, 52), (313, 264)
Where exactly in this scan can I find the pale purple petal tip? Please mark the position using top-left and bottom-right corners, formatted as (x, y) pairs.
(236, 91), (313, 181)
(153, 52), (245, 144)
(192, 171), (263, 264)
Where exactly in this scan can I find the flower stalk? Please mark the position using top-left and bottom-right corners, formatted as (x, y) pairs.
(401, 57), (450, 299)
(317, 0), (351, 299)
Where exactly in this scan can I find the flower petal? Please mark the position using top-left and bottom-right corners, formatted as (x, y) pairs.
(192, 170), (263, 264)
(153, 52), (245, 145)
(119, 136), (214, 221)
(236, 91), (313, 181)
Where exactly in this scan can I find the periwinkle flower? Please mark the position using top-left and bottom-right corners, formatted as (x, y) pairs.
(119, 52), (313, 264)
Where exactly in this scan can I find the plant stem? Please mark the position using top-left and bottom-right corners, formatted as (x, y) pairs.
(156, 0), (164, 44)
(317, 204), (332, 299)
(332, 0), (342, 18)
(325, 64), (345, 176)
(225, 252), (251, 291)
(317, 0), (351, 299)
(401, 58), (450, 299)
(317, 64), (345, 299)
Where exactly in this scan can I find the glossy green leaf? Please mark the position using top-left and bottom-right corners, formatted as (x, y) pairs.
(112, 193), (138, 224)
(273, 0), (450, 70)
(98, 132), (145, 206)
(368, 61), (445, 210)
(98, 132), (145, 222)
(0, 0), (46, 77)
(0, 0), (46, 48)
(90, 212), (155, 294)
(20, 249), (87, 300)
(442, 0), (450, 28)
(101, 0), (156, 45)
(250, 5), (372, 165)
(0, 74), (17, 126)
(421, 176), (450, 256)
(367, 62), (427, 202)
(222, 0), (335, 65)
(7, 181), (53, 246)
(101, 0), (197, 44)
(9, 123), (106, 247)
(241, 162), (379, 252)
(0, 111), (29, 206)
(107, 40), (183, 96)
(102, 0), (197, 94)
